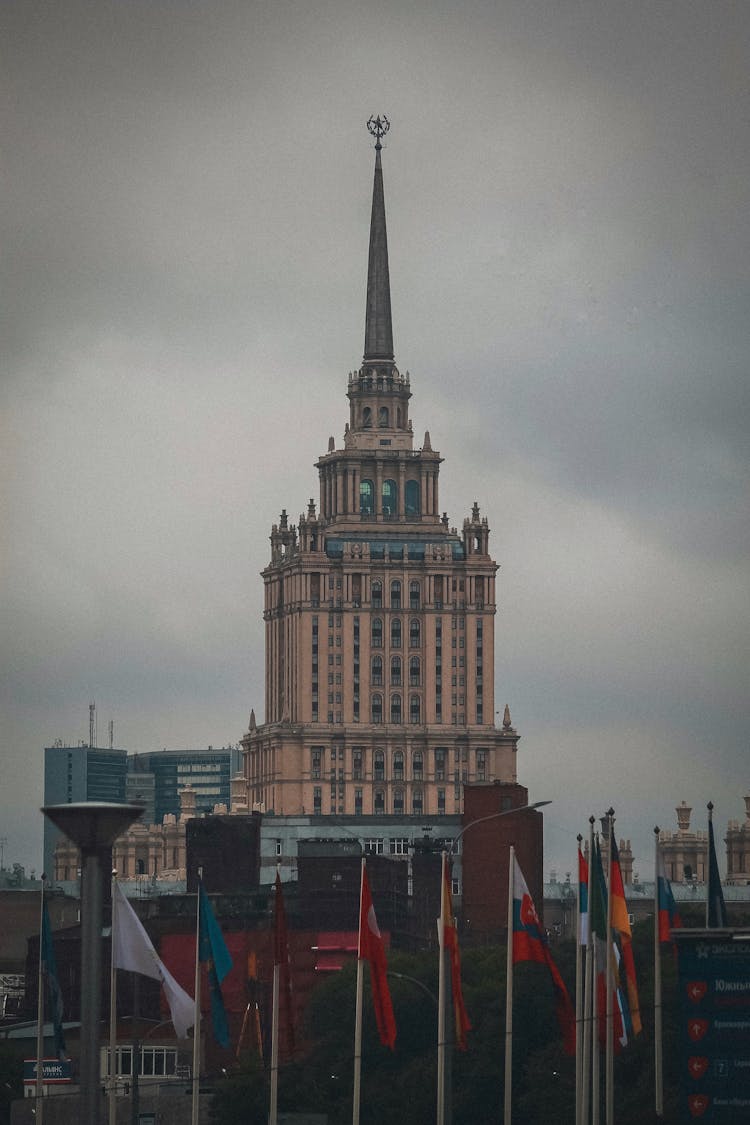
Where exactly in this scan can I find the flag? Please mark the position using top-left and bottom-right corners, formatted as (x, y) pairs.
(512, 854), (575, 1054)
(199, 882), (233, 1048)
(358, 865), (396, 1049)
(442, 856), (471, 1050)
(41, 900), (67, 1060)
(578, 846), (589, 946)
(590, 838), (628, 1049)
(707, 806), (728, 928)
(112, 882), (194, 1038)
(273, 872), (295, 1055)
(656, 847), (681, 949)
(609, 831), (641, 1036)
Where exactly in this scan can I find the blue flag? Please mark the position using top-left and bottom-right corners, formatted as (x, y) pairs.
(41, 900), (67, 1060)
(707, 807), (728, 928)
(198, 883), (233, 1048)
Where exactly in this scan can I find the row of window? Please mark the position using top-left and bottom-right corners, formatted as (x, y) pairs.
(360, 478), (420, 517)
(311, 746), (487, 781)
(371, 579), (422, 608)
(371, 617), (421, 648)
(313, 786), (439, 815)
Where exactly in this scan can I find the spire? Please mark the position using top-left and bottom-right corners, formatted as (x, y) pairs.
(364, 115), (393, 363)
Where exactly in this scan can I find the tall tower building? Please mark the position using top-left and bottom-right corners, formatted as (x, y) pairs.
(237, 119), (520, 821)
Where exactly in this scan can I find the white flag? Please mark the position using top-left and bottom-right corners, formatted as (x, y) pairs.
(113, 882), (194, 1038)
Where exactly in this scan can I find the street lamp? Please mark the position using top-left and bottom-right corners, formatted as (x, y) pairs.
(41, 802), (143, 1125)
(437, 799), (550, 1125)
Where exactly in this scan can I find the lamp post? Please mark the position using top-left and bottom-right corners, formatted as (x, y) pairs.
(41, 803), (143, 1125)
(437, 799), (550, 1125)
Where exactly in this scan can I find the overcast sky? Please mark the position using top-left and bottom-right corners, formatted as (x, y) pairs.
(2, 0), (748, 881)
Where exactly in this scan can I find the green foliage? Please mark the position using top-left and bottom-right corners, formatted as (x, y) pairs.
(211, 927), (681, 1125)
(0, 1042), (24, 1125)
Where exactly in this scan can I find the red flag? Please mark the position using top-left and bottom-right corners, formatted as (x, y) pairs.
(442, 857), (471, 1050)
(274, 872), (295, 1055)
(512, 855), (575, 1055)
(358, 865), (396, 1049)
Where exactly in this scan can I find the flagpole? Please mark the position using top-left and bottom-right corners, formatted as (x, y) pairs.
(504, 845), (514, 1125)
(352, 858), (365, 1125)
(191, 866), (202, 1125)
(653, 826), (663, 1119)
(436, 851), (446, 1125)
(108, 872), (118, 1125)
(35, 874), (46, 1125)
(582, 819), (595, 1125)
(576, 835), (584, 1125)
(604, 811), (615, 1125)
(269, 867), (281, 1125)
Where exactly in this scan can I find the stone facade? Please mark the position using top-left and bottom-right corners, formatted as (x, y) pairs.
(236, 133), (519, 824)
(725, 794), (750, 886)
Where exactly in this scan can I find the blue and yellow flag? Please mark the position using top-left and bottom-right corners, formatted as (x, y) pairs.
(198, 883), (233, 1048)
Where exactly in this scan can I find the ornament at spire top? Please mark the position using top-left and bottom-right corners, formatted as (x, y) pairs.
(367, 115), (390, 150)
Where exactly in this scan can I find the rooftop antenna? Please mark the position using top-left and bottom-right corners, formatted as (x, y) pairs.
(89, 701), (96, 748)
(109, 719), (114, 750)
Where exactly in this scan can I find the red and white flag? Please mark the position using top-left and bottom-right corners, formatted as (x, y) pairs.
(358, 865), (396, 1049)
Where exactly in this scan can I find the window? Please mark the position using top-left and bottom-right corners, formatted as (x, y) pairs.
(435, 748), (447, 781)
(390, 836), (409, 855)
(410, 694), (421, 724)
(405, 479), (420, 516)
(476, 750), (486, 781)
(374, 749), (385, 781)
(360, 478), (374, 515)
(390, 579), (401, 608)
(393, 788), (404, 815)
(437, 788), (446, 814)
(391, 617), (402, 648)
(371, 694), (383, 724)
(353, 749), (363, 779)
(390, 693), (402, 724)
(355, 788), (363, 814)
(393, 751), (404, 780)
(275, 839), (282, 857)
(365, 837), (385, 855)
(390, 655), (402, 685)
(311, 748), (323, 779)
(372, 617), (383, 647)
(410, 619), (420, 647)
(378, 405), (389, 428)
(372, 580), (382, 608)
(362, 406), (372, 428)
(409, 581), (421, 609)
(413, 750), (423, 779)
(412, 788), (423, 815)
(313, 787), (322, 814)
(371, 655), (383, 685)
(374, 789), (385, 815)
(409, 656), (420, 686)
(382, 478), (397, 517)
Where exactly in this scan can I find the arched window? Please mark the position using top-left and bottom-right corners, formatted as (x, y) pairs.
(409, 580), (421, 609)
(382, 479), (397, 518)
(362, 406), (372, 428)
(374, 789), (385, 815)
(413, 750), (424, 779)
(391, 618), (402, 648)
(393, 751), (404, 780)
(360, 479), (374, 516)
(371, 580), (382, 608)
(409, 618), (420, 648)
(372, 617), (383, 647)
(405, 479), (420, 516)
(393, 788), (404, 814)
(390, 580), (401, 608)
(410, 694), (421, 724)
(378, 406), (389, 428)
(374, 749), (385, 780)
(409, 656), (421, 686)
(390, 655), (402, 686)
(391, 693), (402, 723)
(412, 788), (423, 815)
(371, 655), (383, 685)
(371, 694), (383, 724)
